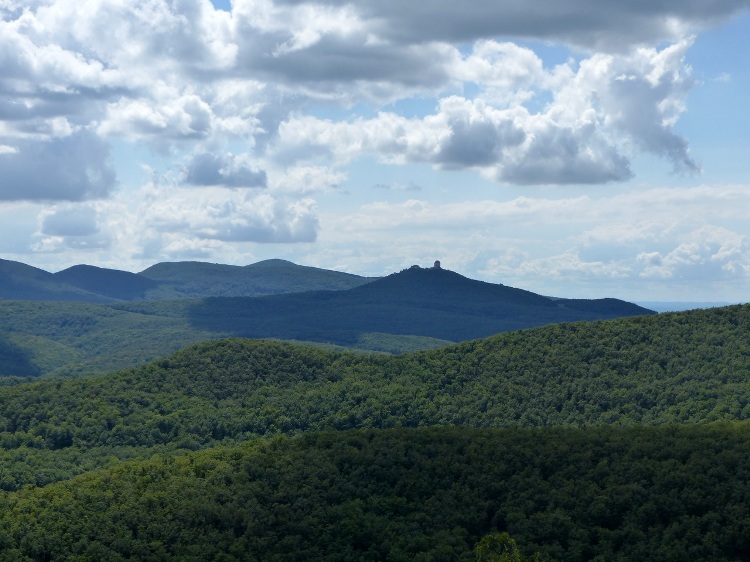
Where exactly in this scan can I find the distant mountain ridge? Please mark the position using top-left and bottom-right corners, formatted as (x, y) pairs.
(185, 264), (655, 344)
(0, 260), (655, 377)
(54, 265), (160, 300)
(139, 258), (374, 298)
(0, 258), (375, 302)
(0, 259), (104, 301)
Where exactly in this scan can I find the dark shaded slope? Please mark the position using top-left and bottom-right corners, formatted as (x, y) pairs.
(2, 426), (750, 561)
(188, 265), (654, 343)
(139, 258), (374, 298)
(554, 296), (656, 316)
(54, 264), (159, 300)
(0, 263), (654, 376)
(0, 259), (107, 302)
(1, 258), (374, 302)
(0, 333), (39, 377)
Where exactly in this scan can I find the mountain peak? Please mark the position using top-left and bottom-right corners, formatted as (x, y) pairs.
(54, 264), (158, 300)
(360, 263), (550, 306)
(246, 259), (297, 268)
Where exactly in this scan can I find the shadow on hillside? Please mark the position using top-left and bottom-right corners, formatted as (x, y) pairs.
(184, 291), (545, 346)
(184, 266), (657, 349)
(185, 294), (362, 345)
(0, 334), (41, 377)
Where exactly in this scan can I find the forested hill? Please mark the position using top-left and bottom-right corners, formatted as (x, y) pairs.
(0, 259), (106, 302)
(1, 304), (748, 491)
(136, 258), (374, 298)
(2, 305), (750, 560)
(53, 264), (161, 301)
(0, 258), (374, 302)
(3, 425), (750, 561)
(186, 264), (654, 343)
(0, 263), (655, 377)
(352, 265), (650, 318)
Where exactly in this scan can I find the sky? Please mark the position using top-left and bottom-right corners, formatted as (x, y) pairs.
(1, 0), (749, 302)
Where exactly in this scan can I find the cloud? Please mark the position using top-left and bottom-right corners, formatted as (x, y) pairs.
(24, 182), (322, 266)
(270, 165), (346, 194)
(497, 119), (633, 184)
(97, 95), (214, 141)
(584, 40), (700, 173)
(336, 196), (593, 232)
(233, 0), (451, 92)
(0, 202), (42, 253)
(0, 11), (132, 146)
(1, 0), (747, 289)
(21, 0), (237, 73)
(184, 152), (267, 188)
(2, 0), (716, 194)
(431, 98), (528, 169)
(139, 185), (319, 245)
(273, 36), (701, 184)
(34, 204), (111, 251)
(507, 250), (633, 281)
(41, 205), (99, 236)
(454, 40), (544, 105)
(1, 0), (236, 151)
(636, 225), (749, 280)
(0, 131), (116, 201)
(275, 96), (631, 185)
(198, 196), (319, 243)
(303, 184), (750, 299)
(244, 35), (459, 95)
(268, 0), (750, 51)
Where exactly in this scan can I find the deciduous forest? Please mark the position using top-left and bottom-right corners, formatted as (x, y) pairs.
(0, 304), (749, 558)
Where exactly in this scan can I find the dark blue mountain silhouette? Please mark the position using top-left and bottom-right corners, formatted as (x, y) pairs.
(187, 264), (655, 344)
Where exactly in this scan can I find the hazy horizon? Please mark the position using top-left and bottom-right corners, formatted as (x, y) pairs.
(2, 253), (745, 309)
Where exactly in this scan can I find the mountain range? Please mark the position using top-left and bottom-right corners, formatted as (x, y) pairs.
(183, 264), (654, 343)
(0, 260), (654, 377)
(1, 254), (748, 560)
(0, 258), (373, 302)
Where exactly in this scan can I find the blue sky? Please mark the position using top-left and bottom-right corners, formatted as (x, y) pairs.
(1, 0), (749, 302)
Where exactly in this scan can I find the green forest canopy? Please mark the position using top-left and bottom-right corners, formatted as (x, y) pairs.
(1, 304), (749, 560)
(0, 264), (654, 378)
(0, 304), (748, 491)
(1, 425), (749, 561)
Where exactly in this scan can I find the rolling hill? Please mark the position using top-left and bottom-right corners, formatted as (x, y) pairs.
(183, 264), (654, 343)
(0, 304), (749, 559)
(0, 304), (748, 490)
(1, 304), (749, 560)
(138, 258), (375, 298)
(2, 425), (749, 561)
(1, 258), (375, 302)
(0, 259), (107, 302)
(53, 264), (161, 300)
(0, 264), (653, 377)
